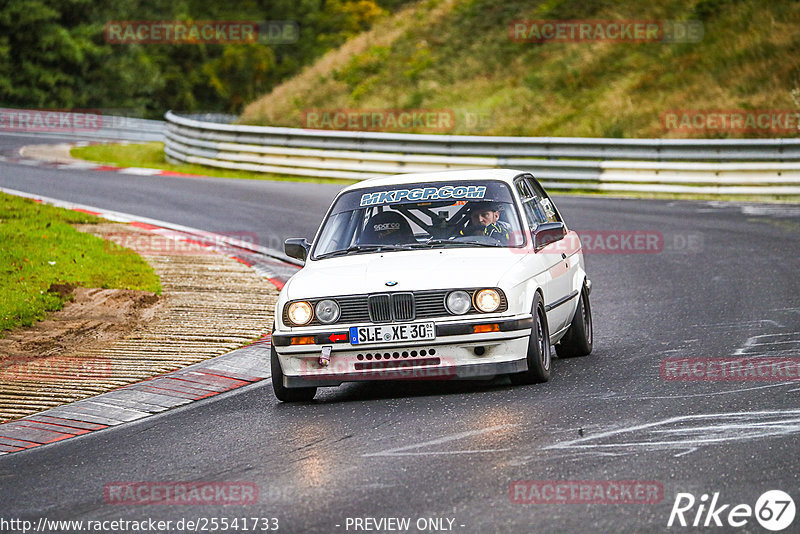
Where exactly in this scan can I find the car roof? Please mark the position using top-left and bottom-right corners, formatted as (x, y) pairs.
(340, 168), (527, 193)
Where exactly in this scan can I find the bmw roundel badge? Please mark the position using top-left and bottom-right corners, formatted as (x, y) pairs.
(385, 281), (398, 287)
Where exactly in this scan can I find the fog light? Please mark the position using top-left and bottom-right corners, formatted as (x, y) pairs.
(290, 336), (316, 345)
(473, 323), (499, 333)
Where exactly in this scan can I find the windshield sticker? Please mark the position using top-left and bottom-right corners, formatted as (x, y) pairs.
(360, 185), (486, 207)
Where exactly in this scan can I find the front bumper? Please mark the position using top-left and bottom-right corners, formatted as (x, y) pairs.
(273, 315), (532, 387)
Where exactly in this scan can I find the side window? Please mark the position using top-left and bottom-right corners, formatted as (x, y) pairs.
(526, 178), (560, 223)
(515, 178), (547, 228)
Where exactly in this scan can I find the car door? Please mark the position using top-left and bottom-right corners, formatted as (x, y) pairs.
(515, 176), (576, 334)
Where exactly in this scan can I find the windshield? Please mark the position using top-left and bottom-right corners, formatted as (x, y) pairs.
(312, 180), (525, 259)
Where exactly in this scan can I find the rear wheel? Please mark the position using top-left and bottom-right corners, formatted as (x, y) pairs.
(510, 292), (551, 385)
(555, 283), (593, 358)
(271, 336), (317, 402)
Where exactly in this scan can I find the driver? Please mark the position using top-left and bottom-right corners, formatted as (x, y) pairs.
(459, 201), (511, 243)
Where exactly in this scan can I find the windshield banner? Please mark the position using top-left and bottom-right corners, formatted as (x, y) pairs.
(360, 185), (486, 207)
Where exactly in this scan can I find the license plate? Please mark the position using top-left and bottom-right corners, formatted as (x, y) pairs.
(349, 323), (435, 345)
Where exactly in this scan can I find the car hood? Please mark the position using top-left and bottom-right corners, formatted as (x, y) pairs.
(284, 249), (525, 299)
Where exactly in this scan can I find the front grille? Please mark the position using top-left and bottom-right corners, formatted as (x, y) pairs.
(415, 292), (446, 316)
(392, 293), (415, 321)
(368, 294), (392, 322)
(368, 293), (415, 322)
(284, 288), (507, 326)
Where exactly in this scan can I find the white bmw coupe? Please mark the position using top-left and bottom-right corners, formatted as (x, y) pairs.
(271, 169), (592, 401)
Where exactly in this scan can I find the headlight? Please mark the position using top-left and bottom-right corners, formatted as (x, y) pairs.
(446, 291), (472, 315)
(315, 299), (340, 324)
(287, 301), (313, 326)
(474, 289), (501, 313)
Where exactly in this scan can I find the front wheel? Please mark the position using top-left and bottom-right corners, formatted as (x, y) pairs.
(555, 283), (593, 358)
(271, 336), (317, 402)
(510, 292), (551, 385)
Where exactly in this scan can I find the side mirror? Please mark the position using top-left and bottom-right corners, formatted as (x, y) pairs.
(533, 222), (566, 252)
(284, 238), (311, 261)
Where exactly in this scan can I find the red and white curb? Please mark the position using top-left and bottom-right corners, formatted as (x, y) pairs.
(0, 188), (301, 455)
(0, 339), (273, 455)
(0, 142), (208, 179)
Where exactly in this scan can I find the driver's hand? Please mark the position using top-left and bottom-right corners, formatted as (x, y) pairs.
(460, 224), (483, 237)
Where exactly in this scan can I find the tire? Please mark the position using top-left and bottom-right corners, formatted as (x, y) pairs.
(510, 292), (551, 385)
(271, 336), (317, 402)
(555, 283), (593, 358)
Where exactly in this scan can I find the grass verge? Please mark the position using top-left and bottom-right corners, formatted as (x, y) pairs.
(70, 142), (356, 185)
(0, 192), (161, 334)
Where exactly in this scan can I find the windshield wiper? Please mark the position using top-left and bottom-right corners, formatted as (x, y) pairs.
(316, 244), (414, 259)
(418, 239), (503, 248)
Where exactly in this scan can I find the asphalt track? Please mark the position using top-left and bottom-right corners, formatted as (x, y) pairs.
(1, 133), (800, 533)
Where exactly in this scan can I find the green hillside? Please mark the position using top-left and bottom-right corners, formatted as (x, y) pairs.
(240, 0), (800, 138)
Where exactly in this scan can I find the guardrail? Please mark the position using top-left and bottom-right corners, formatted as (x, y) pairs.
(164, 111), (800, 195)
(0, 109), (165, 142)
(88, 115), (165, 142)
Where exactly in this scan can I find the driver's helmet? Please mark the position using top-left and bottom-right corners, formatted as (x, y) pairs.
(465, 200), (502, 214)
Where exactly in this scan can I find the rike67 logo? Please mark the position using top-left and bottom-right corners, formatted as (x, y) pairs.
(668, 490), (796, 531)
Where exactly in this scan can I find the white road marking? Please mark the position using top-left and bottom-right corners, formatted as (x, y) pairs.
(630, 382), (797, 400)
(745, 340), (800, 347)
(546, 409), (800, 453)
(363, 424), (516, 457)
(732, 332), (800, 356)
(690, 319), (783, 330)
(740, 205), (800, 218)
(367, 449), (512, 456)
(673, 448), (697, 458)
